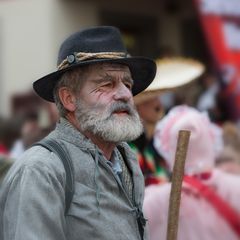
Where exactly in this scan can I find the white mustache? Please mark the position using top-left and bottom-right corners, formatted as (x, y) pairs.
(108, 102), (135, 116)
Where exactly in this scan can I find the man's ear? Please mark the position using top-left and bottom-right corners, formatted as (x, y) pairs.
(58, 87), (77, 112)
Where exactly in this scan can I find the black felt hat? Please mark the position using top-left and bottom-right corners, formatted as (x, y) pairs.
(33, 26), (156, 102)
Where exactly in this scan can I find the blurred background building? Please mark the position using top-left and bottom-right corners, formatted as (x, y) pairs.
(0, 0), (208, 116)
(0, 0), (240, 125)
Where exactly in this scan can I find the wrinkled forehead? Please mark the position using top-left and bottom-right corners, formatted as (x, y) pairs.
(88, 62), (131, 76)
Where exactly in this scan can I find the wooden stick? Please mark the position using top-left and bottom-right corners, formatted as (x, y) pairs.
(166, 130), (191, 240)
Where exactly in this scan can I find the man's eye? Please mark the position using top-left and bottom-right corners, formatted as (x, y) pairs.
(101, 82), (113, 88)
(125, 83), (132, 90)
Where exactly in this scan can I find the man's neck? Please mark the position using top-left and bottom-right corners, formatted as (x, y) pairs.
(84, 132), (116, 160)
(65, 113), (116, 160)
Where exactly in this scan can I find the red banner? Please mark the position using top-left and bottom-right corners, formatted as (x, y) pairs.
(194, 0), (240, 121)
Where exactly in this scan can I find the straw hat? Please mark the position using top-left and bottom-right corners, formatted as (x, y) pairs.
(134, 57), (205, 105)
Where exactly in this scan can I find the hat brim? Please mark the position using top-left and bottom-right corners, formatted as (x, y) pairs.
(134, 57), (205, 105)
(33, 57), (156, 102)
(151, 57), (205, 90)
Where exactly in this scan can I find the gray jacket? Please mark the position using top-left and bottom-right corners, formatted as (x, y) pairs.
(0, 118), (147, 240)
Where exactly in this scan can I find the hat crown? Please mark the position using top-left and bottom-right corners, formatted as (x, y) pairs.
(57, 26), (127, 65)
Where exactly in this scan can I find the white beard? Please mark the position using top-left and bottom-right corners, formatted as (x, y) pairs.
(75, 99), (143, 143)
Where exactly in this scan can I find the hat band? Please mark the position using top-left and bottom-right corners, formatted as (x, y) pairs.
(58, 51), (129, 70)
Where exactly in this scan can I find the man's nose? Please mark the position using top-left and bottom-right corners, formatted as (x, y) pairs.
(113, 83), (132, 102)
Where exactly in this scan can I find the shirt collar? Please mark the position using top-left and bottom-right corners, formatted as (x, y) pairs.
(107, 149), (122, 176)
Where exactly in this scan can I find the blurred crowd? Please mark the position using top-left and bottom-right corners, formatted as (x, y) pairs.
(1, 56), (240, 239)
(0, 101), (58, 179)
(132, 58), (240, 239)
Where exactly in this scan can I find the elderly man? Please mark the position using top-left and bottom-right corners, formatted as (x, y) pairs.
(0, 26), (156, 240)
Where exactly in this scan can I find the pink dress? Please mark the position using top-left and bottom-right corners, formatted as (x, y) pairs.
(144, 169), (240, 240)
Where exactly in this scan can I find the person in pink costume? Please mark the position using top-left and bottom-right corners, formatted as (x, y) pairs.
(143, 105), (240, 240)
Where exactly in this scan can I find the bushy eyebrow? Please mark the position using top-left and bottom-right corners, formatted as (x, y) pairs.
(91, 77), (110, 84)
(122, 74), (134, 85)
(92, 73), (133, 85)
